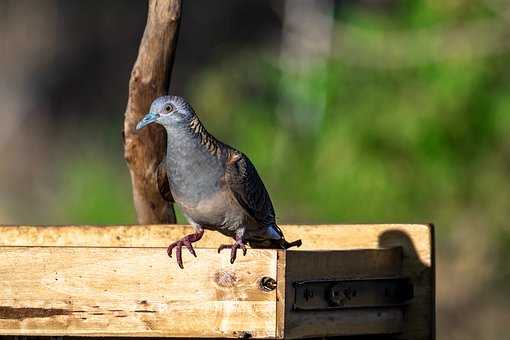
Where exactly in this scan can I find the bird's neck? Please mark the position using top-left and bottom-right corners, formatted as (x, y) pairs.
(165, 116), (221, 156)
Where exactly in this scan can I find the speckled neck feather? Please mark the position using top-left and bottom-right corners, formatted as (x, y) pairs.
(187, 115), (223, 158)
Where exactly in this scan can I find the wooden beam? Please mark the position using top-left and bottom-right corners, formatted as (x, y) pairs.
(0, 224), (432, 264)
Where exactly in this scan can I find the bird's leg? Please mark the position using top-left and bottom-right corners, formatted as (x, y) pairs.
(217, 234), (247, 264)
(167, 228), (204, 269)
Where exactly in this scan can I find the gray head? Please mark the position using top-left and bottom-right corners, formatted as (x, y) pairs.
(136, 95), (195, 130)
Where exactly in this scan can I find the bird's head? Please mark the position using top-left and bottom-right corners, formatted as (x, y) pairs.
(136, 95), (194, 130)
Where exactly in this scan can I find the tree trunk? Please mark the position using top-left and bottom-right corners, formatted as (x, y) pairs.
(123, 0), (181, 224)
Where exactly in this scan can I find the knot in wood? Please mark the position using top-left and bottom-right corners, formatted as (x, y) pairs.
(215, 271), (237, 288)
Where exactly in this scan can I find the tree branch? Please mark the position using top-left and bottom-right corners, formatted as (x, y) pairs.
(123, 0), (181, 224)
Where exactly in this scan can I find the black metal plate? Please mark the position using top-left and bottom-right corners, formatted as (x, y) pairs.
(293, 277), (413, 311)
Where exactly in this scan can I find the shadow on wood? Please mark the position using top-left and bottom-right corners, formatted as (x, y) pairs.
(378, 228), (436, 340)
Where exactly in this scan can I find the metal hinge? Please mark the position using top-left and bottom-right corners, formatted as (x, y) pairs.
(293, 277), (414, 311)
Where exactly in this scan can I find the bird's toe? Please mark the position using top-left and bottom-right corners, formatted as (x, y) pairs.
(166, 241), (178, 258)
(183, 239), (197, 257)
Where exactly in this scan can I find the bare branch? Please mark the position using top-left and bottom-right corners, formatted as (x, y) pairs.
(124, 0), (181, 224)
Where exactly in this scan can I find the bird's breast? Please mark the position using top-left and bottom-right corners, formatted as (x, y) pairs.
(177, 189), (242, 229)
(165, 143), (225, 203)
(164, 127), (244, 228)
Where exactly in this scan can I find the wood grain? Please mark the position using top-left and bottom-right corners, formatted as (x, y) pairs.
(123, 0), (181, 224)
(0, 248), (277, 338)
(275, 250), (286, 339)
(0, 224), (432, 264)
(0, 224), (434, 339)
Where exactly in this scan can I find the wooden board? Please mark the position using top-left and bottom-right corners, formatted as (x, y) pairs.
(0, 247), (277, 338)
(0, 224), (432, 265)
(0, 224), (434, 339)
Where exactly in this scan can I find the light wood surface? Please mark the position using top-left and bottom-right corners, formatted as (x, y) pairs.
(0, 224), (434, 339)
(0, 224), (432, 264)
(0, 247), (277, 338)
(275, 251), (286, 339)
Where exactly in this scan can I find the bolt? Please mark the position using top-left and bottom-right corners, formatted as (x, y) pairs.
(237, 331), (252, 339)
(260, 277), (277, 291)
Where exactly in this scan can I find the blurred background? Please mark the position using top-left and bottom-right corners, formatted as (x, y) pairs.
(1, 0), (509, 338)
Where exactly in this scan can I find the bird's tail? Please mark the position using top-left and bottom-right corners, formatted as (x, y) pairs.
(248, 237), (302, 249)
(279, 238), (303, 249)
(271, 223), (302, 249)
(248, 223), (303, 249)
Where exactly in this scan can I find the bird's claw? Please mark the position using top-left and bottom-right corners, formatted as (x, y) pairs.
(167, 230), (204, 269)
(218, 238), (247, 264)
(167, 239), (193, 269)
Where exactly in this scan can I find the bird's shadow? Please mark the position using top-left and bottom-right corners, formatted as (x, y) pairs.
(322, 226), (435, 340)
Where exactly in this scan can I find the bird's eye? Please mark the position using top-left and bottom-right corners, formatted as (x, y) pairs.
(164, 104), (173, 113)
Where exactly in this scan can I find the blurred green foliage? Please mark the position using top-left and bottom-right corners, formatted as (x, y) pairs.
(53, 120), (136, 224)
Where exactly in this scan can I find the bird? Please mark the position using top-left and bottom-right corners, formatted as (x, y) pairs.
(136, 95), (302, 268)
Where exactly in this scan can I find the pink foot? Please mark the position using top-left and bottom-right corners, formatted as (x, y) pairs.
(217, 236), (247, 264)
(167, 229), (204, 269)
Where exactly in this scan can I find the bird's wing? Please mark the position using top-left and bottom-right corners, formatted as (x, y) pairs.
(225, 151), (280, 232)
(157, 162), (174, 203)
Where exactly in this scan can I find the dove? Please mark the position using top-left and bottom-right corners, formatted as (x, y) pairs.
(136, 96), (301, 268)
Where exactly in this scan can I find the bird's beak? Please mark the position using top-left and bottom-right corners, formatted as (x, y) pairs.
(136, 112), (159, 130)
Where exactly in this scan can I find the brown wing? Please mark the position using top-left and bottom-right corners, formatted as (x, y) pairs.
(225, 151), (278, 228)
(157, 162), (174, 203)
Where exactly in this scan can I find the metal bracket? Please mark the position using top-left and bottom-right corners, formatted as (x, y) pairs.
(293, 277), (414, 311)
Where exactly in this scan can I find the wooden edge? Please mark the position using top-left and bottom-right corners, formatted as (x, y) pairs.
(429, 223), (436, 340)
(0, 224), (433, 271)
(275, 250), (286, 339)
(0, 224), (431, 251)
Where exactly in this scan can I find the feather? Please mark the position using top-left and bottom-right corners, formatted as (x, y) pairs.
(225, 151), (278, 229)
(157, 162), (174, 202)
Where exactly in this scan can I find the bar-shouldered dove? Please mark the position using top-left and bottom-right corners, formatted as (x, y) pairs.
(136, 96), (301, 268)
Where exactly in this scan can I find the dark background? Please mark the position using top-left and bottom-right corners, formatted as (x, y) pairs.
(1, 1), (509, 338)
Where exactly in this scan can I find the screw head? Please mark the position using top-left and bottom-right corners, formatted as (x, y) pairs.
(260, 277), (277, 291)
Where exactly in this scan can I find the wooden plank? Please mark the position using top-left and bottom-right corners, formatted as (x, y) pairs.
(0, 224), (432, 265)
(0, 247), (277, 338)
